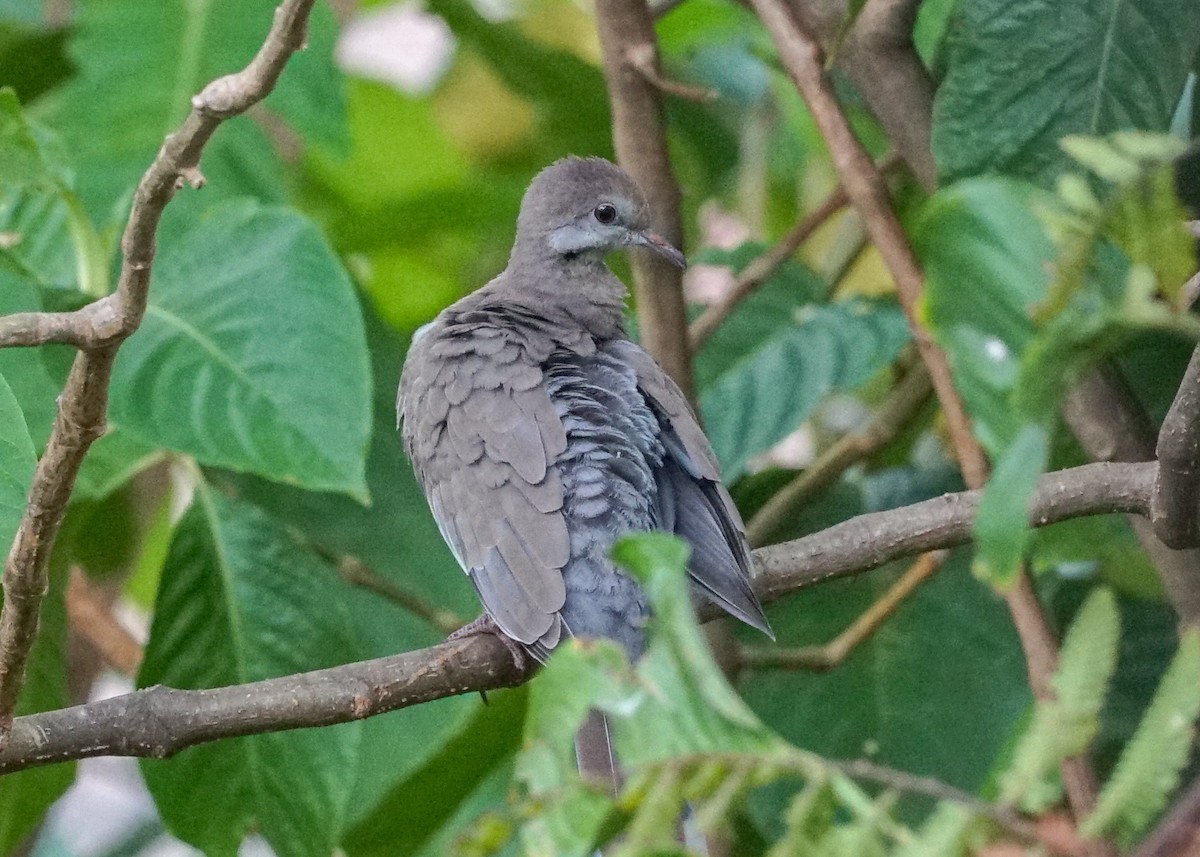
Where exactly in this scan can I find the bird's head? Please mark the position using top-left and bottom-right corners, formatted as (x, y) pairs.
(514, 157), (686, 269)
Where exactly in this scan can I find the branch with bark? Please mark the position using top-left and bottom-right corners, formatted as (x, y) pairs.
(595, 0), (695, 403)
(0, 0), (319, 749)
(0, 459), (1155, 775)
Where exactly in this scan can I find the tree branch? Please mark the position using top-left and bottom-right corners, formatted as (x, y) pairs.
(1152, 346), (1200, 549)
(0, 0), (318, 749)
(1065, 367), (1200, 627)
(0, 460), (1155, 775)
(595, 0), (696, 404)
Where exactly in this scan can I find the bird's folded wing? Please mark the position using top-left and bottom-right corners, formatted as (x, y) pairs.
(404, 334), (572, 648)
(607, 340), (772, 636)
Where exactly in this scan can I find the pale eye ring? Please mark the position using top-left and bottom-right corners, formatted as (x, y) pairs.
(593, 203), (617, 224)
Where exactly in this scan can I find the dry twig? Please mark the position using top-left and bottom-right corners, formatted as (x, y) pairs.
(1152, 346), (1200, 549)
(741, 550), (945, 671)
(65, 568), (143, 677)
(0, 1), (319, 748)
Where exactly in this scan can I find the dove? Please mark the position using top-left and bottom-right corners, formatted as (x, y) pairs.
(397, 156), (771, 666)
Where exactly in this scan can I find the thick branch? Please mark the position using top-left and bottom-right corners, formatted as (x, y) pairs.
(1152, 346), (1200, 549)
(0, 0), (318, 748)
(1065, 367), (1200, 626)
(0, 460), (1155, 775)
(595, 0), (696, 403)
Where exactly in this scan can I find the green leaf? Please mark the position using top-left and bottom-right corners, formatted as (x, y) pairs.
(344, 689), (527, 857)
(109, 201), (371, 499)
(0, 370), (34, 555)
(933, 0), (1200, 186)
(0, 89), (109, 296)
(916, 178), (1054, 452)
(218, 309), (482, 827)
(699, 299), (910, 478)
(138, 484), (362, 857)
(72, 429), (165, 502)
(516, 533), (791, 855)
(1083, 627), (1200, 847)
(972, 423), (1049, 588)
(36, 0), (346, 217)
(0, 561), (73, 856)
(0, 86), (61, 188)
(999, 589), (1120, 810)
(427, 0), (611, 161)
(740, 550), (1031, 797)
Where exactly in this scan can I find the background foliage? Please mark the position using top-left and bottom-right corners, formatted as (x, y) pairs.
(0, 0), (1198, 854)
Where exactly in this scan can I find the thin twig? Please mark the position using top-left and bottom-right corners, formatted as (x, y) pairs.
(688, 154), (902, 353)
(595, 0), (695, 404)
(0, 459), (1158, 775)
(740, 550), (945, 671)
(336, 554), (464, 636)
(748, 0), (985, 487)
(748, 4), (1106, 840)
(0, 0), (318, 749)
(746, 361), (932, 547)
(626, 43), (718, 103)
(66, 568), (143, 677)
(830, 757), (1042, 845)
(1152, 346), (1200, 548)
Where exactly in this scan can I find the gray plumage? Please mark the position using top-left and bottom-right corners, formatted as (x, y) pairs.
(398, 156), (770, 660)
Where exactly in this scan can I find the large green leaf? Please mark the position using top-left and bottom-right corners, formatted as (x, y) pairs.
(0, 562), (73, 856)
(223, 307), (482, 826)
(0, 88), (108, 296)
(933, 0), (1200, 186)
(109, 200), (371, 499)
(34, 0), (346, 218)
(740, 550), (1030, 796)
(0, 265), (57, 447)
(699, 298), (910, 479)
(0, 370), (34, 555)
(138, 485), (362, 857)
(344, 688), (528, 857)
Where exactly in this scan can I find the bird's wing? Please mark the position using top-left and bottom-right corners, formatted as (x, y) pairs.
(399, 320), (572, 653)
(607, 340), (772, 636)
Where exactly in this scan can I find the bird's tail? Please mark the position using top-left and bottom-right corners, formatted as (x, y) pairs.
(575, 708), (622, 796)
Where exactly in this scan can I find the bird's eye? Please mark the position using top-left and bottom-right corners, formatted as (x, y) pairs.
(593, 203), (617, 224)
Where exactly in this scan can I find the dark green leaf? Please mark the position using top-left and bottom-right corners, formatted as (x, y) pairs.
(933, 0), (1200, 185)
(741, 551), (1030, 795)
(0, 265), (57, 447)
(972, 423), (1049, 588)
(344, 689), (527, 857)
(700, 299), (909, 478)
(0, 370), (34, 555)
(139, 485), (362, 857)
(109, 201), (371, 499)
(222, 307), (483, 825)
(35, 0), (346, 217)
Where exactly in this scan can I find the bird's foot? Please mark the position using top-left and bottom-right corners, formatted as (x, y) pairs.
(447, 613), (529, 672)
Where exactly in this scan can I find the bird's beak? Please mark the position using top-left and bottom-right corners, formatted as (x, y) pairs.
(632, 229), (687, 269)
